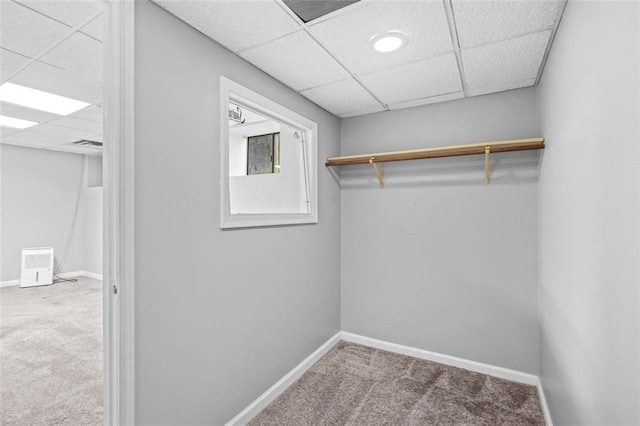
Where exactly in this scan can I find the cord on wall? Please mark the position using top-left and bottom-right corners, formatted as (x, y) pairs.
(54, 155), (86, 274)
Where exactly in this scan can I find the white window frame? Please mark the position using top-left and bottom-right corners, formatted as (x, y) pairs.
(219, 77), (318, 229)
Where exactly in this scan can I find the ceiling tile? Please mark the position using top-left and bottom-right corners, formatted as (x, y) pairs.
(11, 60), (102, 104)
(0, 126), (22, 137)
(300, 78), (381, 115)
(1, 48), (30, 80)
(46, 143), (101, 155)
(80, 14), (103, 41)
(0, 1), (70, 58)
(387, 92), (465, 110)
(308, 1), (453, 75)
(40, 33), (102, 77)
(462, 31), (550, 94)
(339, 105), (386, 119)
(0, 135), (41, 148)
(5, 123), (96, 147)
(14, 0), (103, 27)
(72, 106), (103, 122)
(0, 101), (61, 123)
(360, 54), (462, 105)
(153, 0), (301, 52)
(240, 31), (350, 91)
(467, 79), (536, 97)
(49, 116), (102, 133)
(453, 0), (563, 48)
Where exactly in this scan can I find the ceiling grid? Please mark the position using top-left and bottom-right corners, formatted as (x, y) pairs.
(154, 0), (565, 118)
(1, 0), (567, 153)
(0, 0), (103, 154)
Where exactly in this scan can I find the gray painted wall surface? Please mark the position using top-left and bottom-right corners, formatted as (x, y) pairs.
(537, 2), (640, 424)
(0, 145), (86, 281)
(340, 88), (540, 374)
(82, 186), (102, 276)
(134, 2), (340, 424)
(87, 155), (102, 188)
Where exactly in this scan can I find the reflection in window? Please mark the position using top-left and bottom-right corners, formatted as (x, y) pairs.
(247, 132), (280, 175)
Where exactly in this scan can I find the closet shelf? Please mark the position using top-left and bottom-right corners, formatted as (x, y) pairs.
(325, 137), (544, 187)
(325, 138), (544, 167)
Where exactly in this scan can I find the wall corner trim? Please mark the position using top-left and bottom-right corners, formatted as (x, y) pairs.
(537, 377), (554, 426)
(225, 332), (342, 426)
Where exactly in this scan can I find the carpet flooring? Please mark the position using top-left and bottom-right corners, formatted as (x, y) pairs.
(250, 341), (544, 425)
(0, 277), (103, 425)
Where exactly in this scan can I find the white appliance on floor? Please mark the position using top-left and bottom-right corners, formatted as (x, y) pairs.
(20, 247), (54, 287)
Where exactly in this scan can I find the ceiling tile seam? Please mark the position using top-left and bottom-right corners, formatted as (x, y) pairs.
(79, 29), (102, 43)
(282, 48), (458, 93)
(535, 0), (568, 85)
(273, 0), (388, 110)
(11, 0), (101, 37)
(298, 76), (352, 93)
(338, 89), (463, 117)
(77, 14), (104, 43)
(228, 0), (305, 53)
(457, 27), (557, 53)
(443, 0), (468, 98)
(1, 104), (98, 137)
(0, 47), (69, 73)
(1, 140), (41, 149)
(47, 121), (102, 132)
(0, 9), (103, 85)
(389, 90), (463, 107)
(294, 51), (457, 93)
(234, 28), (305, 55)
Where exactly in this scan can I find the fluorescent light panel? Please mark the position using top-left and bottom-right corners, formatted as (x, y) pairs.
(0, 82), (90, 116)
(0, 115), (39, 129)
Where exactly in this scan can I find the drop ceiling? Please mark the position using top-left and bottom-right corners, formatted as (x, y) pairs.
(0, 0), (565, 153)
(0, 0), (103, 155)
(154, 0), (566, 118)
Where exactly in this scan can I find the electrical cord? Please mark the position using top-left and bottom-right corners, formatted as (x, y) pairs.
(54, 156), (86, 275)
(53, 273), (78, 283)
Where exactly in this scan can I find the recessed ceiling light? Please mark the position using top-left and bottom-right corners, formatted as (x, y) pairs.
(369, 30), (409, 53)
(0, 82), (90, 116)
(0, 115), (39, 129)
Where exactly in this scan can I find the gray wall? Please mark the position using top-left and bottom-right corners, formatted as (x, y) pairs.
(537, 1), (639, 424)
(340, 88), (540, 374)
(134, 2), (341, 424)
(0, 145), (87, 281)
(87, 155), (102, 188)
(82, 186), (102, 276)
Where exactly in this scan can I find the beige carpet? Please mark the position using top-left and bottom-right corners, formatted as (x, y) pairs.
(250, 341), (544, 425)
(0, 277), (103, 425)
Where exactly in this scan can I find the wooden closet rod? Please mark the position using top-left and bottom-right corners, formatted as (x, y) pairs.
(325, 137), (544, 167)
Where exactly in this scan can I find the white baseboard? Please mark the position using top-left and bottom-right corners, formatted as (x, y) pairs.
(0, 271), (103, 288)
(537, 377), (553, 426)
(0, 279), (19, 288)
(340, 332), (538, 386)
(225, 332), (342, 426)
(83, 271), (104, 280)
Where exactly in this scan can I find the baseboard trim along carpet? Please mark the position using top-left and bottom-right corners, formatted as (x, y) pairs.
(0, 271), (103, 288)
(227, 331), (553, 425)
(341, 332), (538, 386)
(225, 332), (342, 426)
(536, 377), (554, 426)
